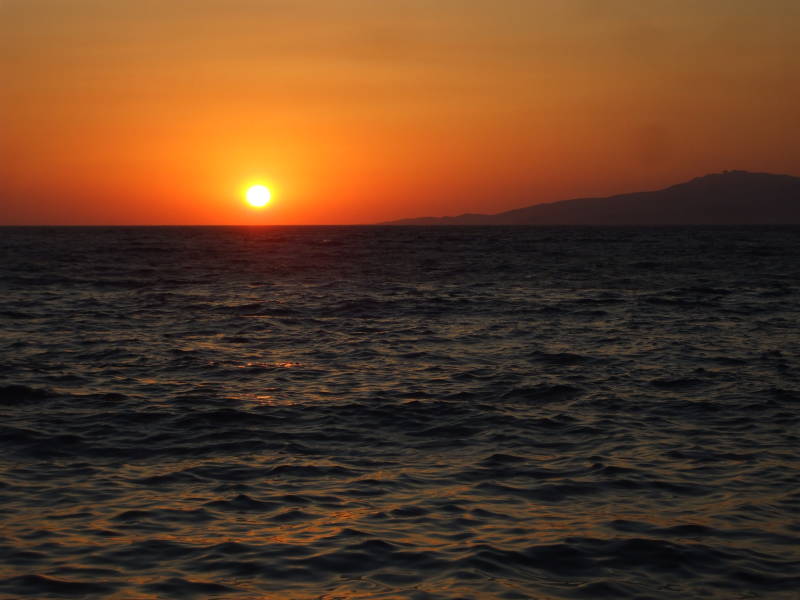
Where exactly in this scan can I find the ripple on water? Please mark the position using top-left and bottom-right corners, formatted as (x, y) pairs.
(1, 226), (799, 599)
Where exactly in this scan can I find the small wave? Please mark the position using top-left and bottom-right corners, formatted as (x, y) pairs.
(502, 384), (583, 402)
(141, 577), (238, 597)
(0, 574), (117, 597)
(0, 385), (52, 405)
(205, 494), (280, 513)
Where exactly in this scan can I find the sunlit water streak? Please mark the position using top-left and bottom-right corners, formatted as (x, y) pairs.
(0, 226), (799, 599)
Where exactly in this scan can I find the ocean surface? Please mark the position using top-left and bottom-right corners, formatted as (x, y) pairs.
(1, 226), (799, 600)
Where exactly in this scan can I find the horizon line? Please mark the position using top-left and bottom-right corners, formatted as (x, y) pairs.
(2, 223), (799, 228)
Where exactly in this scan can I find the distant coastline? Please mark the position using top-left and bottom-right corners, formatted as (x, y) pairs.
(381, 171), (800, 226)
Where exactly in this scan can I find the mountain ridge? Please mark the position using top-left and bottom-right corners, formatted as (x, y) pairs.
(381, 171), (800, 225)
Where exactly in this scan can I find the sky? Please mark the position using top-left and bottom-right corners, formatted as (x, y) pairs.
(2, 0), (799, 225)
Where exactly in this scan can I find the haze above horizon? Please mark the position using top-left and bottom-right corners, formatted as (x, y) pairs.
(3, 1), (800, 225)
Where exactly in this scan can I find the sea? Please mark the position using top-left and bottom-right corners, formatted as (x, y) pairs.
(0, 226), (798, 599)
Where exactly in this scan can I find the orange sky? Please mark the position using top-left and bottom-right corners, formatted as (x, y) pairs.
(2, 0), (799, 224)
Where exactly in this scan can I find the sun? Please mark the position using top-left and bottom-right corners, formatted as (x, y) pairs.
(245, 185), (271, 208)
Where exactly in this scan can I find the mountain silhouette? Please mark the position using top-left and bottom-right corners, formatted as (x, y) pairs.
(382, 171), (800, 225)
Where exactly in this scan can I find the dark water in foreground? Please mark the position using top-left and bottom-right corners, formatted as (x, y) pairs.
(1, 226), (799, 599)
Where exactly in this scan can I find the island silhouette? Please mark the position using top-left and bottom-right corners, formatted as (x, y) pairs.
(383, 171), (800, 225)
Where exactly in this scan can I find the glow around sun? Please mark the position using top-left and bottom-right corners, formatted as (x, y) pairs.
(245, 185), (271, 208)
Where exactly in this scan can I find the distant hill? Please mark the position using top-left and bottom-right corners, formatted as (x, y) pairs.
(382, 171), (800, 225)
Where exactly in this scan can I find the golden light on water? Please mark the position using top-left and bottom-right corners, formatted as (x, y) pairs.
(245, 185), (271, 208)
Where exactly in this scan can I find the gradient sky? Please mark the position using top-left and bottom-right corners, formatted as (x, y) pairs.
(2, 0), (799, 224)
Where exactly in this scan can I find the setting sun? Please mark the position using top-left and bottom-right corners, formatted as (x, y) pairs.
(245, 185), (271, 208)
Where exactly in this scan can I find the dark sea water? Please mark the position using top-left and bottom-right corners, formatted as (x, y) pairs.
(1, 226), (799, 600)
